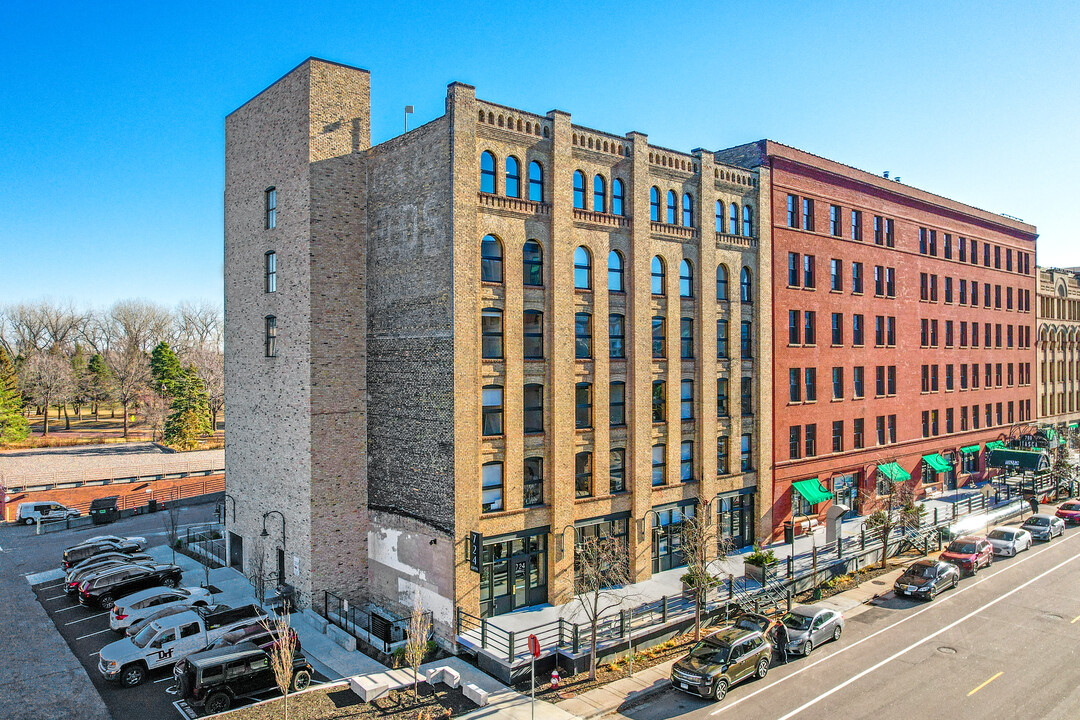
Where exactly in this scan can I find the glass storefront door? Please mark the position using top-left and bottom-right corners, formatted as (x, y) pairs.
(832, 473), (859, 518)
(479, 531), (548, 618)
(652, 504), (695, 573)
(717, 492), (755, 550)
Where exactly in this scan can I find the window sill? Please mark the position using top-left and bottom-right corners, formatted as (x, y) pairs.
(830, 398), (843, 403)
(480, 508), (527, 519)
(480, 281), (503, 288)
(829, 289), (843, 295)
(482, 357), (504, 362)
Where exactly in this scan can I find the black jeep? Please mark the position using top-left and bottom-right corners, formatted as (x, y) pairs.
(178, 641), (312, 715)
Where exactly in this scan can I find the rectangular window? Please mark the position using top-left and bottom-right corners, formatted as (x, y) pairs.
(830, 205), (842, 236)
(850, 210), (862, 240)
(804, 368), (817, 402)
(652, 381), (665, 423)
(852, 314), (864, 346)
(876, 415), (886, 445)
(741, 321), (752, 358)
(984, 243), (991, 266)
(717, 378), (729, 416)
(960, 363), (968, 389)
(929, 274), (938, 302)
(741, 377), (753, 416)
(876, 316), (885, 347)
(874, 215), (883, 245)
(931, 364), (939, 392)
(973, 404), (980, 429)
(994, 245), (1001, 269)
(853, 418), (864, 449)
(523, 384), (543, 433)
(681, 380), (694, 420)
(608, 450), (625, 494)
(652, 316), (665, 358)
(960, 406), (968, 432)
(717, 436), (729, 475)
(830, 258), (842, 291)
(717, 319), (729, 358)
(575, 312), (592, 359)
(741, 434), (752, 471)
(853, 366), (864, 398)
(609, 381), (626, 426)
(265, 251), (277, 293)
(788, 252), (800, 287)
(946, 320), (954, 347)
(652, 444), (666, 486)
(929, 229), (937, 256)
(944, 233), (952, 259)
(874, 265), (884, 296)
(788, 311), (800, 345)
(920, 272), (928, 301)
(803, 255), (816, 288)
(789, 368), (801, 403)
(886, 267), (895, 297)
(832, 420), (843, 453)
(919, 228), (928, 254)
(802, 198), (815, 231)
(888, 366), (896, 395)
(946, 364), (954, 391)
(264, 315), (277, 357)
(680, 441), (694, 482)
(921, 411), (929, 438)
(805, 423), (817, 457)
(887, 316), (896, 346)
(265, 187), (276, 229)
(804, 311), (816, 344)
(832, 367), (843, 400)
(576, 452), (594, 497)
(787, 194), (798, 228)
(608, 314), (624, 359)
(680, 318), (694, 359)
(885, 219), (895, 247)
(888, 415), (896, 443)
(876, 366), (885, 397)
(959, 279), (967, 305)
(481, 463), (503, 513)
(575, 383), (592, 429)
(852, 262), (863, 293)
(944, 276), (953, 303)
(789, 426), (802, 460)
(831, 312), (843, 345)
(946, 407), (954, 434)
(524, 457), (544, 506)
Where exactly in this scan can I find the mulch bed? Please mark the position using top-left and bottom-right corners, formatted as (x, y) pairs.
(222, 683), (476, 720)
(794, 563), (899, 603)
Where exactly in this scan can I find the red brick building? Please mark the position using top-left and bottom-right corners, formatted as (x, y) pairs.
(717, 141), (1038, 539)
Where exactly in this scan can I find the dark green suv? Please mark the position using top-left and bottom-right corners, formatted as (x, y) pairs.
(670, 627), (772, 701)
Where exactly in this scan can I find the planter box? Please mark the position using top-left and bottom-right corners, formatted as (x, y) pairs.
(744, 560), (779, 585)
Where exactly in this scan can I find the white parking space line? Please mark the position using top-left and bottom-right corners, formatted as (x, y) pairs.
(75, 628), (113, 641)
(37, 581), (65, 591)
(41, 594), (70, 602)
(711, 529), (1080, 716)
(54, 605), (86, 613)
(154, 676), (175, 683)
(90, 652), (100, 657)
(65, 612), (109, 626)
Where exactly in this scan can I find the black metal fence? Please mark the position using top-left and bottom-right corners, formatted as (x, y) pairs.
(184, 523), (225, 567)
(320, 590), (433, 654)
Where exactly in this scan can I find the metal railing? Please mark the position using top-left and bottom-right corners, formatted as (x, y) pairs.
(184, 523), (225, 566)
(320, 590), (432, 654)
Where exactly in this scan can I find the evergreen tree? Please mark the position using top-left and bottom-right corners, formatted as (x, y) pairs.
(163, 366), (212, 450)
(0, 348), (30, 444)
(87, 353), (112, 418)
(150, 342), (184, 398)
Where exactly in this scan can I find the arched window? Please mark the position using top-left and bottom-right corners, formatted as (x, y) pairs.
(612, 179), (625, 216)
(742, 205), (753, 237)
(715, 200), (724, 233)
(729, 203), (740, 236)
(574, 246), (591, 289)
(716, 264), (729, 301)
(650, 187), (661, 222)
(480, 235), (503, 283)
(522, 240), (543, 287)
(482, 385), (503, 436)
(528, 161), (544, 202)
(679, 260), (693, 298)
(740, 267), (752, 303)
(682, 193), (694, 227)
(667, 191), (677, 224)
(481, 308), (503, 359)
(608, 251), (624, 292)
(651, 256), (666, 295)
(593, 175), (606, 213)
(505, 156), (520, 198)
(480, 151), (496, 194)
(573, 170), (586, 209)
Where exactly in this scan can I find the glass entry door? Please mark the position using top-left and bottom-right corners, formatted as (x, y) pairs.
(480, 533), (547, 618)
(832, 473), (859, 518)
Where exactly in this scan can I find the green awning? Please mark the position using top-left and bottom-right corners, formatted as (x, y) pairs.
(960, 444), (981, 455)
(1069, 422), (1078, 430)
(876, 462), (911, 483)
(986, 440), (1006, 450)
(922, 454), (952, 473)
(792, 478), (833, 505)
(987, 449), (1049, 472)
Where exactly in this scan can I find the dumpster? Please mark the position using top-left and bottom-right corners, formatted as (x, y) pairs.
(148, 498), (158, 513)
(89, 496), (120, 525)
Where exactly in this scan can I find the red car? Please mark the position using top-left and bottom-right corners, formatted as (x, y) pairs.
(940, 536), (993, 576)
(1055, 501), (1080, 525)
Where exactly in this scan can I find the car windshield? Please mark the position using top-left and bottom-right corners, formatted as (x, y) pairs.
(909, 564), (936, 578)
(688, 640), (730, 663)
(947, 542), (977, 554)
(782, 613), (813, 631)
(987, 530), (1012, 540)
(132, 624), (158, 648)
(1029, 517), (1049, 526)
(1063, 503), (1080, 511)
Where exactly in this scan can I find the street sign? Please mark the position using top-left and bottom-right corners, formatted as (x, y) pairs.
(528, 633), (541, 658)
(469, 531), (483, 573)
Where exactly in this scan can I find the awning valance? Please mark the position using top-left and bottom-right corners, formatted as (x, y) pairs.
(922, 454), (952, 473)
(1069, 422), (1078, 430)
(876, 462), (911, 483)
(792, 478), (833, 505)
(987, 449), (1049, 472)
(986, 440), (1006, 450)
(960, 444), (981, 455)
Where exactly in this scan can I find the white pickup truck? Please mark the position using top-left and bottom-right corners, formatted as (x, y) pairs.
(98, 604), (267, 687)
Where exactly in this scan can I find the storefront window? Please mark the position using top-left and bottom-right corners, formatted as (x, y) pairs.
(652, 503), (696, 573)
(716, 492), (755, 550)
(479, 531), (548, 618)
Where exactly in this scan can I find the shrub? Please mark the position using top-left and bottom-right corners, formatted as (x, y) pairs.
(744, 544), (778, 567)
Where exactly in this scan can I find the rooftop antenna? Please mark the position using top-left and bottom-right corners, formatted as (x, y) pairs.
(404, 105), (414, 132)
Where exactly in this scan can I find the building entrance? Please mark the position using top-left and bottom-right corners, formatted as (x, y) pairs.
(479, 531), (548, 618)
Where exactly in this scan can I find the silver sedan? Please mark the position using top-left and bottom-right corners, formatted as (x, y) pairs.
(986, 526), (1033, 556)
(781, 604), (845, 657)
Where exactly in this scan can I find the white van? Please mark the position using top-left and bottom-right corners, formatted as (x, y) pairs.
(17, 502), (80, 525)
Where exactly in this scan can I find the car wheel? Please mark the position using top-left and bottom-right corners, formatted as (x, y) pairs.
(832, 625), (842, 642)
(24, 517), (34, 526)
(292, 669), (312, 691)
(971, 563), (978, 576)
(929, 585), (937, 600)
(803, 639), (813, 657)
(161, 577), (178, 589)
(205, 692), (231, 714)
(713, 679), (729, 701)
(99, 595), (115, 610)
(755, 658), (769, 679)
(120, 663), (146, 687)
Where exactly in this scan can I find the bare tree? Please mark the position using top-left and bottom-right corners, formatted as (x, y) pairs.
(40, 299), (88, 353)
(2, 302), (49, 357)
(862, 480), (924, 569)
(161, 500), (182, 564)
(680, 512), (726, 642)
(106, 300), (174, 354)
(404, 590), (432, 701)
(260, 613), (299, 720)
(104, 344), (150, 437)
(23, 352), (73, 436)
(573, 535), (632, 680)
(176, 301), (223, 352)
(187, 347), (224, 432)
(246, 538), (270, 606)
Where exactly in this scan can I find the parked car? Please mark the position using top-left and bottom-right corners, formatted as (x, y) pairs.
(78, 563), (183, 609)
(173, 621), (301, 680)
(127, 604), (230, 638)
(62, 538), (147, 570)
(779, 605), (844, 657)
(986, 527), (1033, 556)
(1021, 513), (1065, 541)
(728, 613), (772, 635)
(67, 551), (153, 577)
(939, 536), (994, 576)
(80, 535), (147, 546)
(671, 626), (772, 701)
(1055, 501), (1080, 525)
(16, 502), (80, 525)
(893, 559), (960, 600)
(98, 604), (267, 687)
(110, 587), (214, 631)
(177, 642), (312, 715)
(65, 559), (156, 596)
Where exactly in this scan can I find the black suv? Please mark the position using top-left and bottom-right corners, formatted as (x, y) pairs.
(178, 641), (312, 715)
(78, 563), (183, 609)
(671, 626), (773, 701)
(62, 539), (145, 570)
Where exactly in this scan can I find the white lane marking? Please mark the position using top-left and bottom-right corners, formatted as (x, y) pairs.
(75, 627), (113, 641)
(36, 581), (65, 591)
(772, 551), (1080, 720)
(711, 529), (1080, 716)
(65, 612), (109, 626)
(41, 594), (71, 602)
(154, 676), (175, 683)
(54, 605), (86, 613)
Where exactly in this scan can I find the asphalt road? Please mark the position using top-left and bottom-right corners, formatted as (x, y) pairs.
(0, 502), (217, 720)
(616, 520), (1080, 720)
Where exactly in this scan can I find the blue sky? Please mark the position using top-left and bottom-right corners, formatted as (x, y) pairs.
(1, 1), (1077, 309)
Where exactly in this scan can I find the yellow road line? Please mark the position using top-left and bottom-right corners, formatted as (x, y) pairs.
(1071, 615), (1080, 624)
(968, 671), (1003, 697)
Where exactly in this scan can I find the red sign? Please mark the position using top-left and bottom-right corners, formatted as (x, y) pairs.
(528, 633), (541, 658)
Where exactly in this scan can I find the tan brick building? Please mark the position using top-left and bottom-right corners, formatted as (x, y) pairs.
(224, 58), (771, 639)
(1036, 266), (1080, 430)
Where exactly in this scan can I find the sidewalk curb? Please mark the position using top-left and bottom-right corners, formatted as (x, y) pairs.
(571, 678), (672, 720)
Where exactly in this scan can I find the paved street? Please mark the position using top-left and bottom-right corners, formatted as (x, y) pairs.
(0, 502), (217, 720)
(612, 523), (1080, 720)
